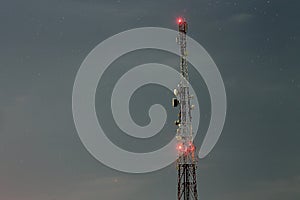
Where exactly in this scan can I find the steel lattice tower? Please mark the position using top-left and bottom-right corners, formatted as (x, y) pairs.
(172, 18), (198, 200)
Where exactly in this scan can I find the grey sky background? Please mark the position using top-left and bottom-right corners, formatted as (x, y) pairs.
(0, 0), (300, 199)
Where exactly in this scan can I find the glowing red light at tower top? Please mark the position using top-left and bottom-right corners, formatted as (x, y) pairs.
(177, 17), (183, 24)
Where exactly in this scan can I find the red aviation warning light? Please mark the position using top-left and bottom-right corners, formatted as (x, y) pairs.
(177, 17), (183, 24)
(189, 142), (195, 152)
(177, 143), (193, 154)
(177, 17), (188, 33)
(176, 143), (183, 151)
(178, 144), (182, 150)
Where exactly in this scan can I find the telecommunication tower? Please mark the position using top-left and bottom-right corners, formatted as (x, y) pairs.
(172, 18), (199, 200)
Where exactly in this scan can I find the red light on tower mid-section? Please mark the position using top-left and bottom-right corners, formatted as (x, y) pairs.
(177, 144), (183, 151)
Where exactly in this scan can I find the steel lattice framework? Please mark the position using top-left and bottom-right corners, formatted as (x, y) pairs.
(172, 18), (198, 200)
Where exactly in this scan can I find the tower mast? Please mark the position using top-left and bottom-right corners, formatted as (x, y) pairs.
(172, 18), (198, 200)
